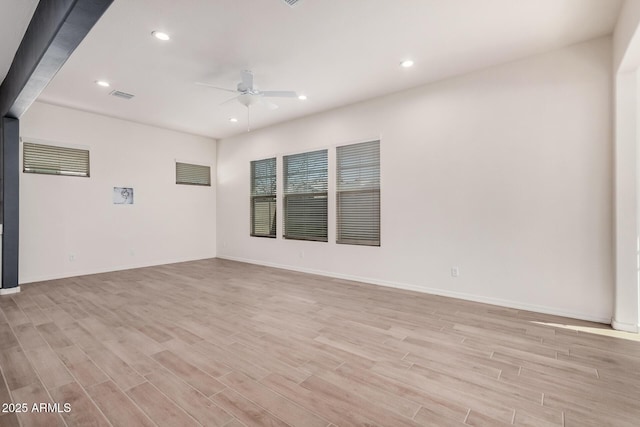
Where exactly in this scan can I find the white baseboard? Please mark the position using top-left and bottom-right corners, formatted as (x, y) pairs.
(0, 286), (21, 296)
(611, 318), (639, 333)
(218, 255), (612, 325)
(19, 254), (216, 284)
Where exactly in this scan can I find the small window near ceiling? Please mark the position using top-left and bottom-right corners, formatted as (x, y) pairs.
(337, 140), (380, 246)
(250, 157), (277, 238)
(23, 141), (90, 177)
(176, 162), (211, 186)
(284, 149), (328, 242)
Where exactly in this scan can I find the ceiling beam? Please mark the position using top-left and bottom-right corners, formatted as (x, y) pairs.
(0, 0), (113, 118)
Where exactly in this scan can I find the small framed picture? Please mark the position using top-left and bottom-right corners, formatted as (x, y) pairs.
(113, 187), (134, 204)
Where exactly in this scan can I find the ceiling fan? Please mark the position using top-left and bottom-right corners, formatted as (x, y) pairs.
(196, 70), (299, 131)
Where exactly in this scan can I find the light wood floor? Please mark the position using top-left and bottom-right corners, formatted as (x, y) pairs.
(1, 259), (639, 427)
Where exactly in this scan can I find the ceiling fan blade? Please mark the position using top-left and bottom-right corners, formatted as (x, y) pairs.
(241, 70), (254, 89)
(219, 95), (240, 106)
(195, 82), (237, 93)
(261, 99), (279, 110)
(260, 90), (298, 98)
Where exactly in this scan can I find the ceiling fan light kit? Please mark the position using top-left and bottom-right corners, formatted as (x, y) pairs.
(196, 69), (299, 131)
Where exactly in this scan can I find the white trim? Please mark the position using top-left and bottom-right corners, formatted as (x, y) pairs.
(334, 135), (382, 150)
(19, 255), (216, 284)
(611, 318), (640, 333)
(0, 287), (21, 296)
(174, 158), (214, 169)
(21, 136), (91, 151)
(277, 145), (327, 158)
(274, 135), (382, 159)
(218, 255), (612, 324)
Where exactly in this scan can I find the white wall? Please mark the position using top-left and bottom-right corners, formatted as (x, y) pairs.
(612, 1), (640, 332)
(217, 37), (613, 323)
(612, 70), (639, 332)
(19, 102), (217, 283)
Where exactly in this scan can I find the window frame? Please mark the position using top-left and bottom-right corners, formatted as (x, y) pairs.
(283, 149), (328, 242)
(175, 161), (211, 186)
(22, 140), (90, 178)
(336, 140), (381, 247)
(250, 157), (277, 238)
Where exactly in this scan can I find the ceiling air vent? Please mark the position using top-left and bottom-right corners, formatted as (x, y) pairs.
(282, 0), (302, 7)
(110, 90), (135, 100)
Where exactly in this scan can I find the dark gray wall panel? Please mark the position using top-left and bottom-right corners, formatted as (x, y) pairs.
(0, 0), (113, 288)
(2, 118), (19, 288)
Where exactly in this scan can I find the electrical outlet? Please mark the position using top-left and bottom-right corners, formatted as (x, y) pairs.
(129, 249), (135, 257)
(69, 254), (75, 262)
(451, 267), (459, 277)
(299, 251), (304, 259)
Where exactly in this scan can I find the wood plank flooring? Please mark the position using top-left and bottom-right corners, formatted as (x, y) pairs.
(0, 258), (639, 426)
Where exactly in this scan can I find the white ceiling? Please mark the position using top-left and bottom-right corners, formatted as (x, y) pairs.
(36, 0), (622, 139)
(0, 0), (39, 87)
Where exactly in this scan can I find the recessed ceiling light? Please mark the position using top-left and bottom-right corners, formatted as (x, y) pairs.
(95, 80), (110, 87)
(152, 31), (170, 41)
(229, 117), (238, 123)
(400, 60), (414, 68)
(298, 94), (307, 100)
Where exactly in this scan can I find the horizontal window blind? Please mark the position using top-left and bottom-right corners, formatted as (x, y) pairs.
(284, 149), (328, 242)
(251, 157), (277, 238)
(176, 162), (211, 186)
(337, 140), (380, 246)
(23, 142), (90, 177)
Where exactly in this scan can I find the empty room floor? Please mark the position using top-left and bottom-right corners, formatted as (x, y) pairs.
(0, 259), (639, 427)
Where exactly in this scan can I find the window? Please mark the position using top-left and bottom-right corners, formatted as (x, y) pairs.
(337, 140), (380, 246)
(250, 157), (277, 238)
(284, 149), (328, 242)
(176, 162), (211, 186)
(23, 141), (90, 177)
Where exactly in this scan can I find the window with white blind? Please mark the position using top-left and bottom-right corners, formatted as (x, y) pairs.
(337, 140), (380, 246)
(23, 142), (90, 177)
(251, 157), (277, 238)
(284, 149), (328, 242)
(176, 162), (211, 186)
